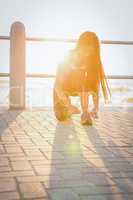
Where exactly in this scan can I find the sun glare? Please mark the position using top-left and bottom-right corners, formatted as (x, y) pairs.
(27, 41), (75, 75)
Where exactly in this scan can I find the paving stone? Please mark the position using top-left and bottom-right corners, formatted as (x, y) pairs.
(72, 185), (123, 195)
(0, 109), (133, 200)
(0, 191), (20, 200)
(10, 156), (46, 161)
(79, 194), (133, 200)
(0, 170), (35, 178)
(0, 178), (16, 192)
(112, 178), (133, 193)
(34, 165), (57, 176)
(11, 161), (32, 171)
(24, 149), (43, 156)
(0, 145), (5, 153)
(0, 158), (9, 166)
(44, 179), (91, 189)
(5, 146), (23, 153)
(0, 166), (11, 172)
(19, 182), (48, 198)
(17, 175), (62, 183)
(48, 188), (80, 200)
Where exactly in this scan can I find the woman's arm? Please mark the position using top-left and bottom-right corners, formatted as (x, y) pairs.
(54, 64), (71, 108)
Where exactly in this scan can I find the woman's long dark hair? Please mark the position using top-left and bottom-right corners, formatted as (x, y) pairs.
(76, 31), (111, 102)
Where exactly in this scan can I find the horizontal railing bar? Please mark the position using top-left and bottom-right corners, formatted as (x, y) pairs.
(0, 36), (133, 45)
(102, 40), (133, 45)
(0, 36), (9, 40)
(27, 73), (55, 78)
(0, 73), (9, 77)
(26, 37), (77, 43)
(0, 73), (133, 79)
(107, 75), (133, 79)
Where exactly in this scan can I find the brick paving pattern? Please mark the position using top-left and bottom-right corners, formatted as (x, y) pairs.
(0, 107), (133, 200)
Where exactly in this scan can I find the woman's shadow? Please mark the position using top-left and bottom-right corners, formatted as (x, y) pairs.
(47, 118), (128, 200)
(82, 123), (133, 199)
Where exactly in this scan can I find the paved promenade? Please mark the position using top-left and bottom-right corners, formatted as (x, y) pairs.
(0, 107), (133, 200)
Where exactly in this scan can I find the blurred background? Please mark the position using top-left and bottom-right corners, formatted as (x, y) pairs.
(0, 0), (133, 107)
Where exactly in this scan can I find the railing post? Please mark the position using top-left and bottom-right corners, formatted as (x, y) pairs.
(10, 22), (26, 109)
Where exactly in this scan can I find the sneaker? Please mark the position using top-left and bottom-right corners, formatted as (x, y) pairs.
(54, 103), (71, 121)
(81, 112), (93, 125)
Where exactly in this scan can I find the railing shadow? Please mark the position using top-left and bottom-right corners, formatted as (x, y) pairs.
(0, 109), (22, 137)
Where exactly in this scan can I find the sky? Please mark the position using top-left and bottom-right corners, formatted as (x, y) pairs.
(0, 0), (133, 75)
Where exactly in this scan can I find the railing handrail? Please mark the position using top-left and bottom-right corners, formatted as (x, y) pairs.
(0, 73), (133, 79)
(0, 35), (133, 45)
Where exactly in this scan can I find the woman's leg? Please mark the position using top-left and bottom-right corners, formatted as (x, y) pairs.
(54, 84), (71, 121)
(93, 91), (99, 111)
(79, 92), (92, 125)
(92, 91), (99, 118)
(80, 91), (89, 113)
(54, 84), (71, 107)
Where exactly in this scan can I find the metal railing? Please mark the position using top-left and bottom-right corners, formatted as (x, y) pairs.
(0, 72), (133, 80)
(0, 20), (133, 109)
(1, 35), (133, 45)
(0, 36), (133, 80)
